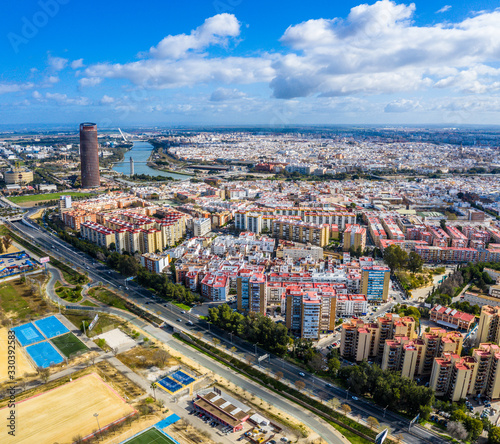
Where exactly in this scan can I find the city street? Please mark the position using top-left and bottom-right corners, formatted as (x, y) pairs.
(8, 214), (445, 444)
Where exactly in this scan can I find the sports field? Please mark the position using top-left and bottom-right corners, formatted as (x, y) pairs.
(2, 372), (135, 443)
(51, 332), (88, 357)
(0, 328), (34, 383)
(7, 192), (96, 205)
(122, 427), (177, 444)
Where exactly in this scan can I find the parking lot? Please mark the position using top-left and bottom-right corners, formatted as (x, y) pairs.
(188, 407), (290, 443)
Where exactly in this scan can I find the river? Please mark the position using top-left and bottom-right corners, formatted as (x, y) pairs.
(112, 141), (190, 181)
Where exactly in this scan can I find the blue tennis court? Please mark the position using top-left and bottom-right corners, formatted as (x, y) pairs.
(171, 370), (195, 386)
(157, 377), (182, 393)
(26, 341), (64, 368)
(12, 323), (44, 346)
(34, 316), (69, 339)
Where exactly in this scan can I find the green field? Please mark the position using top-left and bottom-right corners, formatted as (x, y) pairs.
(8, 192), (95, 205)
(51, 333), (88, 357)
(123, 428), (176, 444)
(0, 282), (30, 317)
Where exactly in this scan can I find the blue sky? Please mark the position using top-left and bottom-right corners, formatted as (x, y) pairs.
(1, 0), (500, 127)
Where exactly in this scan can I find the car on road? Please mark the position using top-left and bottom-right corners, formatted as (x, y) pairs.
(299, 372), (305, 377)
(352, 396), (359, 401)
(187, 320), (193, 325)
(181, 310), (186, 314)
(326, 383), (333, 388)
(176, 318), (181, 322)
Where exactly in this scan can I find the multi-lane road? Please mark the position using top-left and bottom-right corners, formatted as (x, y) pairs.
(7, 214), (442, 444)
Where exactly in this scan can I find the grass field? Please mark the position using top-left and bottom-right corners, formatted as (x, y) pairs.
(7, 192), (95, 205)
(89, 287), (128, 310)
(172, 302), (191, 311)
(123, 428), (176, 444)
(65, 312), (123, 337)
(1, 372), (135, 443)
(51, 332), (88, 358)
(0, 280), (54, 321)
(81, 299), (98, 307)
(0, 328), (34, 382)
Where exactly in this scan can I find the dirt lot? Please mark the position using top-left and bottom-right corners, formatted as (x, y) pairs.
(117, 345), (177, 371)
(1, 372), (136, 444)
(0, 327), (34, 383)
(96, 361), (145, 401)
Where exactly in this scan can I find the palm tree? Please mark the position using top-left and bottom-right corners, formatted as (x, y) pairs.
(151, 382), (157, 400)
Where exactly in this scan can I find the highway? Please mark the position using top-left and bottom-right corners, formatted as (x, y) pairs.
(9, 214), (442, 444)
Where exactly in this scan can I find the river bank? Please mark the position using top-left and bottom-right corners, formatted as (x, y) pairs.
(112, 141), (191, 181)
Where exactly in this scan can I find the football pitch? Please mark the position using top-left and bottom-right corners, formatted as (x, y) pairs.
(51, 332), (88, 357)
(123, 428), (176, 444)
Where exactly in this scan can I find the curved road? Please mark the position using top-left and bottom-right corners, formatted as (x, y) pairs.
(10, 215), (441, 444)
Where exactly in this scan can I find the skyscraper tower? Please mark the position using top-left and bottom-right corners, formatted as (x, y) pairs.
(79, 122), (100, 188)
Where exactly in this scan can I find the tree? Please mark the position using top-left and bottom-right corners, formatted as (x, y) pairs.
(440, 219), (447, 230)
(328, 397), (340, 410)
(38, 367), (50, 384)
(310, 353), (326, 373)
(340, 404), (352, 416)
(275, 371), (284, 381)
(464, 416), (483, 441)
(489, 426), (500, 444)
(408, 252), (424, 273)
(150, 382), (157, 400)
(383, 245), (408, 272)
(154, 349), (169, 368)
(367, 416), (380, 430)
(295, 380), (306, 392)
(447, 421), (468, 441)
(328, 357), (341, 375)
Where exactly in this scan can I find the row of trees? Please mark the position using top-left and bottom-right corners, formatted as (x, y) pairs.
(338, 361), (434, 416)
(208, 304), (290, 356)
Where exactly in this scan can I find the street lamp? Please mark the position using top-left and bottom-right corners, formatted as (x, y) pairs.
(383, 405), (389, 418)
(345, 387), (351, 400)
(94, 413), (101, 440)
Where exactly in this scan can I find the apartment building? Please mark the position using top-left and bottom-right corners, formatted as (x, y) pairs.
(343, 224), (367, 252)
(201, 273), (230, 302)
(272, 219), (330, 247)
(367, 217), (387, 247)
(421, 328), (464, 375)
(193, 218), (211, 237)
(381, 337), (426, 379)
(236, 270), (267, 314)
(140, 252), (170, 274)
(360, 266), (390, 303)
(58, 195), (72, 220)
(340, 314), (416, 362)
(80, 221), (115, 248)
(276, 245), (323, 261)
(430, 353), (477, 402)
(477, 305), (500, 346)
(63, 210), (96, 230)
(336, 294), (368, 318)
(284, 286), (336, 339)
